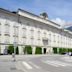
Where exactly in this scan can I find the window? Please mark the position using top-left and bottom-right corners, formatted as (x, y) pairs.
(43, 32), (46, 37)
(30, 28), (34, 39)
(22, 27), (26, 38)
(13, 25), (19, 37)
(13, 25), (19, 44)
(53, 34), (55, 42)
(38, 38), (41, 45)
(23, 37), (26, 45)
(13, 36), (18, 44)
(4, 23), (10, 36)
(5, 36), (10, 44)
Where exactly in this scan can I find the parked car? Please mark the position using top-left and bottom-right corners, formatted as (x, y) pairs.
(68, 52), (72, 56)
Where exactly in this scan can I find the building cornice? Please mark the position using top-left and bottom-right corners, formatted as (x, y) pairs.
(17, 9), (60, 28)
(0, 8), (72, 35)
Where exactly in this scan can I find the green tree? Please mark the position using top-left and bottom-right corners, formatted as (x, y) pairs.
(53, 47), (57, 54)
(24, 45), (32, 54)
(8, 45), (14, 54)
(35, 46), (42, 54)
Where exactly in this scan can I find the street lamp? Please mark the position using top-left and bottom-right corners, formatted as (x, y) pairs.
(13, 41), (17, 61)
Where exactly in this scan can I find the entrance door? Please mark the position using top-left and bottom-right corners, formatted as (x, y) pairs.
(44, 48), (46, 54)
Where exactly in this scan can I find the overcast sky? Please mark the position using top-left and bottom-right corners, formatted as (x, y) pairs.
(0, 0), (72, 26)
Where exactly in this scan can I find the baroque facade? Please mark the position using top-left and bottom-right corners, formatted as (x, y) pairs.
(0, 8), (72, 54)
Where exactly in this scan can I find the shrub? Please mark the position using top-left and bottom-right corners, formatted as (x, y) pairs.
(53, 47), (57, 54)
(35, 46), (42, 54)
(8, 45), (14, 54)
(8, 45), (19, 54)
(24, 45), (32, 54)
(59, 48), (64, 54)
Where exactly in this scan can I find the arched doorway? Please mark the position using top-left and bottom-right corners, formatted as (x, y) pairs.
(44, 48), (46, 54)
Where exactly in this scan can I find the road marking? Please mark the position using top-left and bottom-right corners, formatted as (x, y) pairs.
(42, 60), (72, 67)
(28, 61), (41, 69)
(43, 60), (59, 67)
(23, 61), (32, 69)
(16, 62), (28, 72)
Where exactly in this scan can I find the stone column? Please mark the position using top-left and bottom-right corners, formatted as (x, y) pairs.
(32, 46), (36, 54)
(57, 48), (59, 54)
(23, 46), (25, 54)
(46, 48), (49, 54)
(50, 47), (53, 54)
(42, 47), (44, 54)
(1, 45), (5, 54)
(18, 46), (24, 55)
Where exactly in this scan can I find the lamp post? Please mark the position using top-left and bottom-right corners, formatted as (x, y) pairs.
(13, 42), (17, 61)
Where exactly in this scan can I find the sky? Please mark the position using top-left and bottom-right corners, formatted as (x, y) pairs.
(0, 0), (72, 26)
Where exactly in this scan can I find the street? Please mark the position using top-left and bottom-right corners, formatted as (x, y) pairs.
(0, 54), (72, 72)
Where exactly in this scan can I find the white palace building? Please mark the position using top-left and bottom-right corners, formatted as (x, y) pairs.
(0, 8), (72, 54)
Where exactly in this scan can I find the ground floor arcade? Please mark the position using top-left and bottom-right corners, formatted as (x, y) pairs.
(0, 44), (53, 55)
(0, 44), (72, 55)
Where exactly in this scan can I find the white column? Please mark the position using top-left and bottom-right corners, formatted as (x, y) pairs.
(1, 45), (5, 54)
(57, 48), (59, 54)
(46, 48), (49, 54)
(23, 46), (25, 54)
(32, 46), (36, 54)
(42, 47), (44, 54)
(46, 47), (53, 54)
(50, 47), (53, 54)
(18, 46), (24, 55)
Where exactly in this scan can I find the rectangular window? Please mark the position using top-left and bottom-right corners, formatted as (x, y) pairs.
(5, 36), (10, 43)
(22, 27), (26, 38)
(23, 38), (26, 45)
(5, 24), (10, 35)
(13, 26), (19, 37)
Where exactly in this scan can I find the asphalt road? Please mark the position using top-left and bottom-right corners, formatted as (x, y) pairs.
(0, 54), (72, 72)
